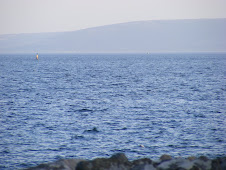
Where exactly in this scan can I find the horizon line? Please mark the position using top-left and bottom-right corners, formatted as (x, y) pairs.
(1, 51), (226, 55)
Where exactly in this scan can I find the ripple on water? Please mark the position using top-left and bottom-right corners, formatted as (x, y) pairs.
(0, 53), (225, 169)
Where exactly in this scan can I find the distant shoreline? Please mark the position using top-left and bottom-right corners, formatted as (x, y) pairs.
(1, 19), (225, 54)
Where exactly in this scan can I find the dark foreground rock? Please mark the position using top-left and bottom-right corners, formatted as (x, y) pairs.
(25, 153), (226, 170)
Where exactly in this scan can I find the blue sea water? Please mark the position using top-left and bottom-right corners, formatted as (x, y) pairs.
(0, 53), (225, 169)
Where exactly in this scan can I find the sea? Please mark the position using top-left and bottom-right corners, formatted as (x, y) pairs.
(0, 53), (225, 169)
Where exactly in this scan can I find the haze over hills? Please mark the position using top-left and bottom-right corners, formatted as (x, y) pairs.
(0, 18), (226, 53)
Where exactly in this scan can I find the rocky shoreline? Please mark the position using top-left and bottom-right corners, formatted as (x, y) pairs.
(25, 153), (226, 170)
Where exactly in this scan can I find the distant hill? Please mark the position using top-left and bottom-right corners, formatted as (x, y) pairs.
(0, 18), (226, 53)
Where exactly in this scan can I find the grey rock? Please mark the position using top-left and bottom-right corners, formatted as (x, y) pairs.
(131, 158), (155, 170)
(192, 158), (212, 170)
(160, 155), (172, 162)
(24, 154), (226, 170)
(211, 157), (226, 170)
(76, 153), (131, 170)
(25, 159), (83, 170)
(198, 156), (209, 162)
(187, 157), (196, 161)
(131, 164), (156, 170)
(157, 158), (193, 170)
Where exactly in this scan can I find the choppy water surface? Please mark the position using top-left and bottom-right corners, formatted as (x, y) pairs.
(0, 53), (225, 169)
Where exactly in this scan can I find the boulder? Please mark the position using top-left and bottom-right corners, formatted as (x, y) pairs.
(192, 156), (212, 170)
(157, 158), (193, 170)
(131, 158), (154, 170)
(159, 154), (172, 162)
(76, 153), (131, 170)
(211, 157), (226, 170)
(25, 159), (83, 170)
(24, 153), (226, 170)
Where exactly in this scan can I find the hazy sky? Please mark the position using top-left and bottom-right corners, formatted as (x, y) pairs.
(0, 0), (226, 35)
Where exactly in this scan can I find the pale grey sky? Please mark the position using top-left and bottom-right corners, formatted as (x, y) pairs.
(0, 0), (226, 35)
